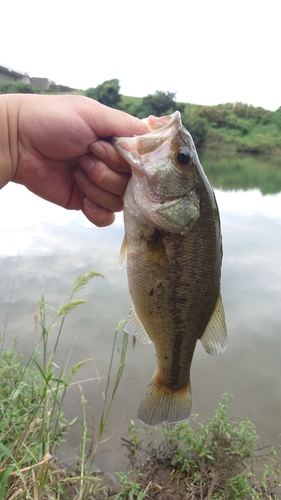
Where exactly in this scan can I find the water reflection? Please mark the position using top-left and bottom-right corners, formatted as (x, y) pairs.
(0, 179), (281, 473)
(200, 150), (281, 194)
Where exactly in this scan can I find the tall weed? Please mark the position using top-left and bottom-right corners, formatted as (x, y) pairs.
(0, 271), (128, 499)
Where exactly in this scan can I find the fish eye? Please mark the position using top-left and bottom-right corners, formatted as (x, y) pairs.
(176, 149), (192, 166)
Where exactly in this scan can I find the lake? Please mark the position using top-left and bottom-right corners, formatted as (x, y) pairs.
(0, 154), (281, 473)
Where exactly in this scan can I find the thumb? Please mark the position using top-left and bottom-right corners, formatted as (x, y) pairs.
(84, 98), (148, 138)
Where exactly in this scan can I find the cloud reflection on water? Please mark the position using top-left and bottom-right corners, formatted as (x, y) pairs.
(0, 182), (281, 472)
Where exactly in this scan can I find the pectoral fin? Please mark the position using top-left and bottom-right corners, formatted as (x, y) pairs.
(124, 305), (152, 345)
(200, 293), (228, 355)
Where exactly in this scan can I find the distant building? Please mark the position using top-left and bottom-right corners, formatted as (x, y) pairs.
(0, 64), (72, 91)
(29, 77), (56, 90)
(0, 64), (31, 84)
(0, 65), (75, 93)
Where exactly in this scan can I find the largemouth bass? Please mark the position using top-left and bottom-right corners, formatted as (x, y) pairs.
(112, 111), (227, 426)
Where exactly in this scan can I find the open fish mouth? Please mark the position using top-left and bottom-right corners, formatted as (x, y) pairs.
(141, 110), (181, 134)
(111, 111), (182, 164)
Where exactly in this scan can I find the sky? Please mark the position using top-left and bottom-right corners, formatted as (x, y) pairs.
(1, 0), (280, 111)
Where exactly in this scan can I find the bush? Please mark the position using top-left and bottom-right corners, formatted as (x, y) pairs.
(0, 81), (40, 94)
(122, 395), (281, 499)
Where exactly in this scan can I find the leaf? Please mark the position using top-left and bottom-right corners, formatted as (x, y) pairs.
(0, 442), (26, 484)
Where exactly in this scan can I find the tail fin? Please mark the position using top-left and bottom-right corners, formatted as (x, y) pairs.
(137, 377), (192, 426)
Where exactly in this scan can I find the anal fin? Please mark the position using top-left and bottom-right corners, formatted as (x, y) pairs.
(200, 293), (228, 356)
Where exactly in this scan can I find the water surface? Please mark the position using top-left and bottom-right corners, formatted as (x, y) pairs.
(0, 172), (280, 472)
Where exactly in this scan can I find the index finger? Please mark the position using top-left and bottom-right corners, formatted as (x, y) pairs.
(90, 140), (131, 173)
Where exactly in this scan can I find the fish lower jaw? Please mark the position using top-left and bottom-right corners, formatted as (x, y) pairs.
(142, 196), (200, 235)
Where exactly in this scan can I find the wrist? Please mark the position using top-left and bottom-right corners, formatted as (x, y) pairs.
(0, 94), (20, 189)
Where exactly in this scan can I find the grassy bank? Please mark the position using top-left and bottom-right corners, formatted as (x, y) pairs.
(1, 274), (280, 499)
(0, 272), (129, 499)
(120, 397), (281, 499)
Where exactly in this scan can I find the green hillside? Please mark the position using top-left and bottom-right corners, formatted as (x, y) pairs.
(1, 79), (280, 158)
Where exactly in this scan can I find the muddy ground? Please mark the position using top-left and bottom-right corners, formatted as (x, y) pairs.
(61, 454), (281, 500)
(63, 460), (202, 500)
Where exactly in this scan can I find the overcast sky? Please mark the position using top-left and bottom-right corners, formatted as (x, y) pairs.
(1, 0), (280, 111)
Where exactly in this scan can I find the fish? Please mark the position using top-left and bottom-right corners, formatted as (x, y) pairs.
(111, 111), (227, 426)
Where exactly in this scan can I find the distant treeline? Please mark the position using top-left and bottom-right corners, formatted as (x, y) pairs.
(1, 78), (280, 157)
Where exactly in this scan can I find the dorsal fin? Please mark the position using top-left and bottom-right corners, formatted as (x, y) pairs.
(200, 293), (228, 355)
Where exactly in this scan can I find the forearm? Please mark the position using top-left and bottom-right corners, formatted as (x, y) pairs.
(0, 95), (20, 189)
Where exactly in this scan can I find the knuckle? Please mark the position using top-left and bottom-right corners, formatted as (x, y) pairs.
(91, 162), (109, 187)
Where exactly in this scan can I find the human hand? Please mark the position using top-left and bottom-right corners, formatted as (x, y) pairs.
(1, 94), (147, 226)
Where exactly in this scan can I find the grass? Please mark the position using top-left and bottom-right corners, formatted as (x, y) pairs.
(0, 274), (280, 499)
(121, 396), (281, 499)
(0, 271), (128, 499)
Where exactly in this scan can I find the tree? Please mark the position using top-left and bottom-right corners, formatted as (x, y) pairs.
(85, 79), (121, 108)
(141, 90), (177, 117)
(182, 108), (209, 146)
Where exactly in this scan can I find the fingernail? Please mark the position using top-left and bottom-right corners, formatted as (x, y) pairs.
(75, 169), (89, 186)
(84, 198), (99, 212)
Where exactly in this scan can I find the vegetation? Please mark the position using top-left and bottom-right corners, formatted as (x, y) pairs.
(140, 90), (179, 118)
(85, 78), (121, 108)
(0, 81), (41, 94)
(0, 271), (128, 499)
(200, 150), (281, 194)
(1, 78), (280, 157)
(0, 272), (280, 499)
(119, 397), (281, 499)
(1, 75), (281, 497)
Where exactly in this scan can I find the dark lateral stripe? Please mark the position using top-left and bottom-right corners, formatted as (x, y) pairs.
(169, 330), (193, 389)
